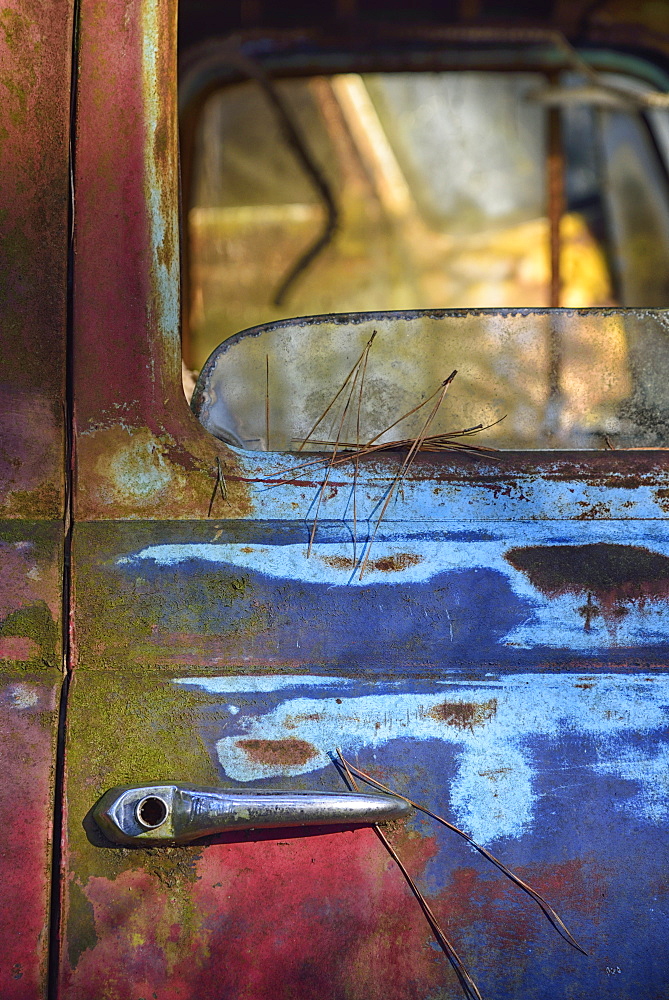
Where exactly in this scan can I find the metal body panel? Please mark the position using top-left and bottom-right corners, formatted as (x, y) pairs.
(0, 0), (69, 994)
(0, 0), (70, 519)
(71, 0), (233, 523)
(60, 517), (669, 996)
(74, 512), (669, 671)
(0, 522), (63, 999)
(60, 666), (668, 999)
(0, 671), (61, 999)
(62, 670), (444, 1000)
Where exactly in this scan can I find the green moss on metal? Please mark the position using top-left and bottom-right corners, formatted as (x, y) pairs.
(67, 880), (97, 969)
(66, 671), (220, 887)
(63, 667), (235, 970)
(0, 8), (27, 52)
(0, 6), (38, 128)
(0, 601), (58, 666)
(73, 522), (274, 667)
(5, 482), (63, 519)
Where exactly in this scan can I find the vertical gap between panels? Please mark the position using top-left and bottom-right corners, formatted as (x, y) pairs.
(47, 0), (81, 995)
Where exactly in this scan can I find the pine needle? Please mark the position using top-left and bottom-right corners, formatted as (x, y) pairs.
(307, 361), (361, 556)
(339, 754), (588, 958)
(306, 333), (376, 556)
(352, 329), (373, 563)
(364, 378), (456, 447)
(335, 749), (483, 1000)
(302, 415), (506, 457)
(265, 354), (270, 451)
(358, 371), (457, 579)
(297, 331), (377, 452)
(207, 457), (228, 517)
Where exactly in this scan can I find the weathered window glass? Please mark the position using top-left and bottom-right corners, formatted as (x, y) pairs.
(192, 311), (669, 451)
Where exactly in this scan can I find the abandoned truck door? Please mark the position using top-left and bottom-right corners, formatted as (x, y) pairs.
(58, 2), (669, 998)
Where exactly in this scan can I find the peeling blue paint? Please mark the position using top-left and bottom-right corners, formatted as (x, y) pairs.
(118, 520), (669, 661)
(176, 672), (669, 845)
(229, 450), (669, 521)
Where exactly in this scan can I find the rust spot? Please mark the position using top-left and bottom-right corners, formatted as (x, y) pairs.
(283, 712), (324, 731)
(321, 552), (422, 572)
(506, 543), (669, 620)
(236, 738), (318, 766)
(655, 487), (669, 512)
(575, 502), (610, 520)
(374, 553), (422, 572)
(322, 556), (355, 570)
(428, 698), (497, 731)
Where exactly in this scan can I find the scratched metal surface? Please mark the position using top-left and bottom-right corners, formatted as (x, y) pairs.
(60, 664), (669, 999)
(72, 516), (669, 670)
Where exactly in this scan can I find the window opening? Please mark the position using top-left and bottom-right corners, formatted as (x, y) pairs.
(181, 48), (669, 451)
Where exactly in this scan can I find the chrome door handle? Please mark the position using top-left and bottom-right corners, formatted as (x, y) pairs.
(93, 783), (411, 845)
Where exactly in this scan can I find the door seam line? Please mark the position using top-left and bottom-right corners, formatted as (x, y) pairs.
(47, 0), (80, 993)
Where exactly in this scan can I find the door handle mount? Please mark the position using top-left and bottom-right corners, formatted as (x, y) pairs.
(93, 783), (412, 845)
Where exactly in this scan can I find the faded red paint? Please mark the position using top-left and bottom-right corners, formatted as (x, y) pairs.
(0, 528), (62, 999)
(0, 679), (60, 1000)
(60, 815), (607, 1000)
(62, 826), (458, 1000)
(0, 540), (61, 623)
(73, 2), (167, 424)
(430, 856), (606, 942)
(71, 0), (246, 521)
(0, 637), (40, 660)
(0, 0), (70, 518)
(0, 3), (68, 992)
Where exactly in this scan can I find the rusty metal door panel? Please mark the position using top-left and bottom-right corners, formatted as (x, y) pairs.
(0, 521), (63, 999)
(61, 671), (450, 1000)
(58, 519), (669, 997)
(64, 0), (669, 995)
(0, 667), (62, 999)
(60, 671), (669, 1000)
